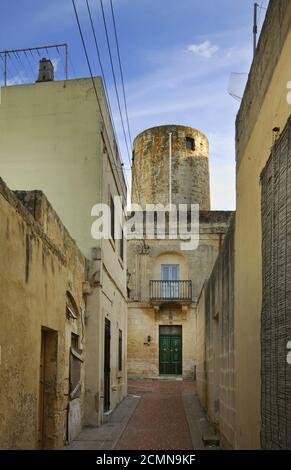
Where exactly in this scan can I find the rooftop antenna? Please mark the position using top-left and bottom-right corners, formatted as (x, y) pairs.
(0, 43), (68, 86)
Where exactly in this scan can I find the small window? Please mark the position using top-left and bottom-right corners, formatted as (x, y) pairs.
(110, 196), (115, 241)
(120, 229), (124, 261)
(66, 291), (79, 320)
(69, 333), (83, 400)
(118, 330), (122, 371)
(186, 137), (195, 151)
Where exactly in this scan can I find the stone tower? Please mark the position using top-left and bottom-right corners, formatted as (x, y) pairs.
(131, 124), (210, 209)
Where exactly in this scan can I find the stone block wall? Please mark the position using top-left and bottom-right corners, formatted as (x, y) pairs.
(196, 215), (235, 448)
(0, 178), (86, 449)
(132, 125), (210, 209)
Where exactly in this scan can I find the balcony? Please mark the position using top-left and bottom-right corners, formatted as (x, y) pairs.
(150, 280), (192, 304)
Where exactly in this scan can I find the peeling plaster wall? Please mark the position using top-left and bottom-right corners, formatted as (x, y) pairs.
(196, 216), (235, 449)
(0, 179), (86, 449)
(0, 77), (128, 427)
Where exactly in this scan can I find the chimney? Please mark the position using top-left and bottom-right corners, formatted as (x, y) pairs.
(36, 58), (54, 83)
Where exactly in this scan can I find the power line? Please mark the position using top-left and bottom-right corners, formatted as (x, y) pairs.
(73, 0), (145, 249)
(98, 0), (144, 220)
(68, 52), (77, 78)
(72, 0), (129, 195)
(85, 0), (130, 195)
(0, 45), (68, 85)
(6, 52), (23, 81)
(14, 51), (33, 82)
(99, 0), (131, 163)
(110, 0), (133, 147)
(24, 50), (36, 78)
(108, 0), (147, 242)
(86, 0), (121, 155)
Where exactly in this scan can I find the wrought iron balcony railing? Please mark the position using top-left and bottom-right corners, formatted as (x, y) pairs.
(150, 280), (192, 302)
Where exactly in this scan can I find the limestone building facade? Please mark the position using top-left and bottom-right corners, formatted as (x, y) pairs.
(127, 125), (232, 379)
(0, 178), (87, 449)
(0, 71), (127, 426)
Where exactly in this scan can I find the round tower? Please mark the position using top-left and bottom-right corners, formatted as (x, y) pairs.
(131, 124), (210, 209)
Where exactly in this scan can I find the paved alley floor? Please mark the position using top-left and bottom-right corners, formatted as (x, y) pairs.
(67, 379), (217, 451)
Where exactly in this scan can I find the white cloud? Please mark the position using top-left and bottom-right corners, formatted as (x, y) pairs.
(187, 40), (219, 59)
(110, 40), (252, 209)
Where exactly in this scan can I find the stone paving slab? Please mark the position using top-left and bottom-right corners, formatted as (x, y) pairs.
(116, 381), (195, 450)
(65, 395), (140, 450)
(66, 381), (219, 451)
(182, 392), (219, 450)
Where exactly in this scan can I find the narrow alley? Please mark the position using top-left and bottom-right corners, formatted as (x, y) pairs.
(68, 380), (218, 451)
(1, 0), (291, 458)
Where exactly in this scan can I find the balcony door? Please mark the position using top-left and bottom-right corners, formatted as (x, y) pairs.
(161, 264), (180, 299)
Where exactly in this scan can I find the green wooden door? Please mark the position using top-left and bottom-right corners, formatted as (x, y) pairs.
(159, 334), (182, 375)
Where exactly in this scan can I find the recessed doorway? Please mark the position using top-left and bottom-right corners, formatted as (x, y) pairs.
(159, 325), (182, 375)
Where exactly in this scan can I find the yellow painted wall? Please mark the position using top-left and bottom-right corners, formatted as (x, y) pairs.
(128, 303), (195, 378)
(127, 215), (231, 379)
(0, 77), (128, 426)
(0, 179), (86, 449)
(234, 26), (291, 448)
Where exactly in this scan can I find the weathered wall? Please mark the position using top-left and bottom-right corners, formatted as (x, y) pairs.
(234, 0), (291, 448)
(132, 125), (210, 209)
(128, 303), (195, 378)
(195, 287), (206, 407)
(84, 124), (128, 426)
(0, 179), (86, 449)
(127, 212), (232, 379)
(196, 216), (235, 449)
(0, 77), (128, 426)
(0, 77), (126, 259)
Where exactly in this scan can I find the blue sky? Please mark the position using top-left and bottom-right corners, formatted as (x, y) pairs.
(0, 0), (269, 209)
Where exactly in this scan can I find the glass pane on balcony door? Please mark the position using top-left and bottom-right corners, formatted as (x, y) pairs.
(161, 264), (180, 298)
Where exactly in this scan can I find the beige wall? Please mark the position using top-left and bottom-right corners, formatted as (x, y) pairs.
(132, 125), (210, 209)
(234, 0), (291, 448)
(128, 303), (195, 378)
(0, 179), (86, 449)
(196, 288), (206, 407)
(196, 216), (235, 448)
(128, 215), (231, 303)
(127, 213), (231, 379)
(0, 77), (126, 259)
(0, 77), (128, 426)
